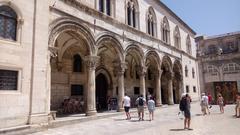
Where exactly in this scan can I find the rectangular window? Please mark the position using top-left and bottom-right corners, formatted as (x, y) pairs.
(116, 87), (118, 95)
(134, 87), (140, 95)
(0, 69), (18, 90)
(186, 85), (189, 93)
(193, 86), (196, 93)
(71, 85), (83, 96)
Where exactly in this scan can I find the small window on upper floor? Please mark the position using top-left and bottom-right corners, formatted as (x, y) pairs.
(98, 0), (114, 16)
(162, 17), (170, 44)
(126, 0), (139, 28)
(192, 68), (195, 78)
(0, 6), (17, 41)
(186, 35), (192, 55)
(185, 66), (188, 77)
(174, 26), (181, 49)
(146, 7), (156, 37)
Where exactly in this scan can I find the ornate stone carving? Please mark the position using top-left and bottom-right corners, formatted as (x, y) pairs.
(84, 56), (100, 70)
(136, 65), (147, 76)
(165, 71), (174, 80)
(113, 62), (127, 76)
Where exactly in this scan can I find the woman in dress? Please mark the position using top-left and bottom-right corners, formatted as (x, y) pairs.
(217, 94), (224, 113)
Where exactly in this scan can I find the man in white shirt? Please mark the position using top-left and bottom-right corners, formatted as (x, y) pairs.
(122, 93), (131, 120)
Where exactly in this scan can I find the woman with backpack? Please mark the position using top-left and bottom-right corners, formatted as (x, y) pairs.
(179, 93), (192, 130)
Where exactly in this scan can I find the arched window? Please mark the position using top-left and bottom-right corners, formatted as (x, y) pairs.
(147, 7), (156, 37)
(192, 68), (195, 78)
(186, 35), (192, 55)
(162, 17), (170, 44)
(174, 26), (181, 49)
(0, 6), (17, 41)
(73, 54), (82, 72)
(98, 0), (113, 16)
(185, 66), (188, 77)
(126, 0), (138, 28)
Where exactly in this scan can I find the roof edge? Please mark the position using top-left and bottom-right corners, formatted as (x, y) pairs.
(156, 0), (196, 35)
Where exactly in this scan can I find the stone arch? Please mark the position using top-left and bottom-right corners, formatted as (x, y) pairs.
(124, 44), (144, 66)
(144, 50), (161, 100)
(173, 60), (183, 103)
(161, 55), (174, 105)
(96, 66), (113, 90)
(96, 32), (124, 62)
(0, 1), (23, 20)
(49, 17), (96, 55)
(144, 50), (161, 70)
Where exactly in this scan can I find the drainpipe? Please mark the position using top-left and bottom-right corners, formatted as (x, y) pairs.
(28, 0), (37, 124)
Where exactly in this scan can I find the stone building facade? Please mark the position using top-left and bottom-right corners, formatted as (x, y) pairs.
(196, 32), (240, 103)
(0, 0), (199, 129)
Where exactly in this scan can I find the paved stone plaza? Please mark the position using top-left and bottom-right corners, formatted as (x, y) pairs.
(29, 102), (239, 135)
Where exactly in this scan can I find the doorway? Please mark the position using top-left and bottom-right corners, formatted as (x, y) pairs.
(96, 73), (108, 111)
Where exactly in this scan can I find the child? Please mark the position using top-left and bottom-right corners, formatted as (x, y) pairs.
(147, 97), (155, 121)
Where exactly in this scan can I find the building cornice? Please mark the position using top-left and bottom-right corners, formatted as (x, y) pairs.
(155, 0), (196, 36)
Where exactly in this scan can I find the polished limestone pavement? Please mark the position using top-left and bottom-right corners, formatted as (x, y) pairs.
(30, 102), (240, 135)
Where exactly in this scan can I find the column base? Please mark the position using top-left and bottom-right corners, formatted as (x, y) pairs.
(86, 110), (97, 116)
(117, 107), (124, 112)
(168, 102), (174, 105)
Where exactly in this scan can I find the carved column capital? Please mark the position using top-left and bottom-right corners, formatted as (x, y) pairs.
(114, 62), (127, 76)
(84, 55), (100, 70)
(137, 65), (147, 77)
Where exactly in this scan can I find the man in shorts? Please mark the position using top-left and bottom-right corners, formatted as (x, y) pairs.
(136, 94), (146, 121)
(122, 93), (131, 120)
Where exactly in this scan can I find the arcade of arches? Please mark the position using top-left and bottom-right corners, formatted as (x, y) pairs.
(49, 22), (183, 116)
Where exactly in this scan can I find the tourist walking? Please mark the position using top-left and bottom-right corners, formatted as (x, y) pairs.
(200, 93), (209, 115)
(235, 92), (240, 118)
(122, 93), (131, 120)
(217, 94), (224, 113)
(147, 97), (155, 121)
(208, 92), (213, 108)
(136, 94), (146, 121)
(179, 93), (192, 130)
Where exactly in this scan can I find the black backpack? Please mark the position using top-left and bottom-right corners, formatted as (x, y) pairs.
(138, 97), (144, 106)
(179, 98), (186, 111)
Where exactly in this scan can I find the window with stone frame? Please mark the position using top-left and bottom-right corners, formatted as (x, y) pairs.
(162, 17), (170, 44)
(146, 7), (156, 37)
(0, 69), (18, 90)
(73, 54), (82, 72)
(174, 26), (181, 49)
(223, 63), (240, 73)
(185, 66), (188, 77)
(98, 0), (114, 16)
(186, 35), (192, 55)
(186, 85), (189, 93)
(192, 68), (195, 78)
(207, 44), (217, 55)
(126, 0), (138, 28)
(193, 86), (196, 93)
(0, 5), (17, 41)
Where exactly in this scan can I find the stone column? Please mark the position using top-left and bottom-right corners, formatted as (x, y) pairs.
(138, 66), (147, 99)
(167, 71), (174, 105)
(84, 56), (100, 116)
(116, 63), (127, 112)
(155, 70), (163, 107)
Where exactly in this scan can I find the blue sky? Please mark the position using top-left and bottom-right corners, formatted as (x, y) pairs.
(161, 0), (240, 36)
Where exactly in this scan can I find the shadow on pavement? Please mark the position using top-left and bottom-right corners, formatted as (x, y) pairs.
(170, 128), (193, 131)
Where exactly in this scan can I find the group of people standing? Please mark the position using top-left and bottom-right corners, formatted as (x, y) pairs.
(122, 93), (155, 121)
(200, 92), (240, 116)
